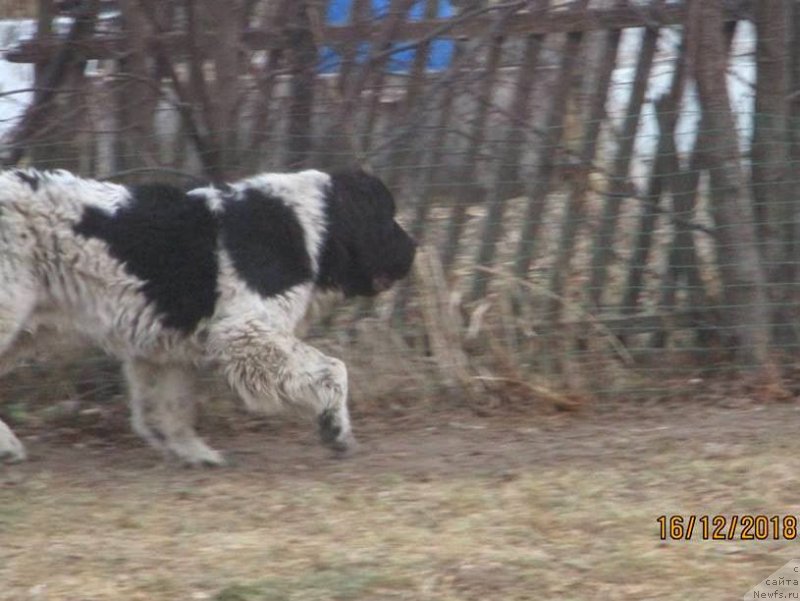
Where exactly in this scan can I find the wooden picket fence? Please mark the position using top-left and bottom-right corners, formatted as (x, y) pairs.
(7, 0), (796, 396)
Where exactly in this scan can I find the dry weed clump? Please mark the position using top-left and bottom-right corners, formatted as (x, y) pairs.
(311, 244), (601, 414)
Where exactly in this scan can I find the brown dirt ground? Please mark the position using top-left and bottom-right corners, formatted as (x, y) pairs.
(3, 395), (800, 600)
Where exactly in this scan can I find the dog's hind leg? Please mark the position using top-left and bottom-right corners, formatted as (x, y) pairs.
(0, 290), (37, 463)
(123, 359), (225, 467)
(0, 333), (44, 462)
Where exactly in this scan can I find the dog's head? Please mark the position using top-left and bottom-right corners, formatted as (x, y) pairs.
(317, 169), (416, 297)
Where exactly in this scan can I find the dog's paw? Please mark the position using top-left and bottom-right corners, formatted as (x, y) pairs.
(168, 439), (227, 468)
(0, 422), (27, 463)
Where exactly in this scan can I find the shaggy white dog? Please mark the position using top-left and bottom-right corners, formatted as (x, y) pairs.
(0, 168), (416, 465)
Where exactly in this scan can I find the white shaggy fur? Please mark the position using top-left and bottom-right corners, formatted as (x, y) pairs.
(0, 168), (367, 465)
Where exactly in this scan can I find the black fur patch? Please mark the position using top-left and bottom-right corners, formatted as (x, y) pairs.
(220, 188), (313, 298)
(74, 184), (219, 333)
(317, 169), (416, 297)
(14, 170), (40, 190)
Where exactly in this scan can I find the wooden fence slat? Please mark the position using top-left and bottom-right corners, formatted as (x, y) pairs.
(752, 1), (796, 345)
(546, 22), (623, 324)
(652, 24), (740, 350)
(245, 0), (291, 172)
(383, 0), (440, 189)
(285, 1), (317, 169)
(439, 28), (506, 271)
(652, 130), (709, 350)
(790, 3), (800, 325)
(620, 39), (688, 318)
(348, 0), (424, 323)
(469, 31), (545, 300)
(359, 0), (416, 154)
(587, 11), (662, 307)
(337, 0), (371, 93)
(512, 26), (586, 279)
(322, 0), (419, 163)
(391, 41), (464, 320)
(402, 0), (439, 110)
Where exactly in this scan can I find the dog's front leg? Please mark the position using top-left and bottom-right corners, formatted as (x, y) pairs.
(213, 323), (357, 455)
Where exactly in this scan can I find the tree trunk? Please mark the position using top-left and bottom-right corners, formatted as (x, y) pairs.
(285, 1), (317, 170)
(621, 39), (687, 317)
(6, 0), (99, 167)
(587, 10), (661, 307)
(787, 1), (800, 344)
(547, 22), (621, 325)
(440, 31), (504, 271)
(208, 0), (242, 175)
(689, 0), (772, 371)
(751, 0), (796, 345)
(116, 0), (161, 178)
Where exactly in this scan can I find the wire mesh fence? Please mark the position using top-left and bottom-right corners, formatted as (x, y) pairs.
(0, 0), (798, 412)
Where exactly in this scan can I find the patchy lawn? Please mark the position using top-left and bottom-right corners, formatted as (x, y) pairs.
(2, 398), (800, 600)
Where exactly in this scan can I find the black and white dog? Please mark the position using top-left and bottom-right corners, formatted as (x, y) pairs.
(0, 167), (416, 465)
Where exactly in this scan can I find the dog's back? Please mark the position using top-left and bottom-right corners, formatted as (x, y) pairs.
(0, 169), (205, 361)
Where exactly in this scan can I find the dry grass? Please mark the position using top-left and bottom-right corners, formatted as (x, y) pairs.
(0, 0), (34, 18)
(0, 162), (793, 600)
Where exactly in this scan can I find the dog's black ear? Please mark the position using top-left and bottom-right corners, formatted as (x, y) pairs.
(331, 168), (397, 216)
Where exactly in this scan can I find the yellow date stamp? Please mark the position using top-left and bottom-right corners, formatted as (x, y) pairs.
(657, 515), (798, 541)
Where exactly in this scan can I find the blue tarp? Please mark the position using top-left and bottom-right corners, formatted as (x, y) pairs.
(320, 0), (455, 73)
